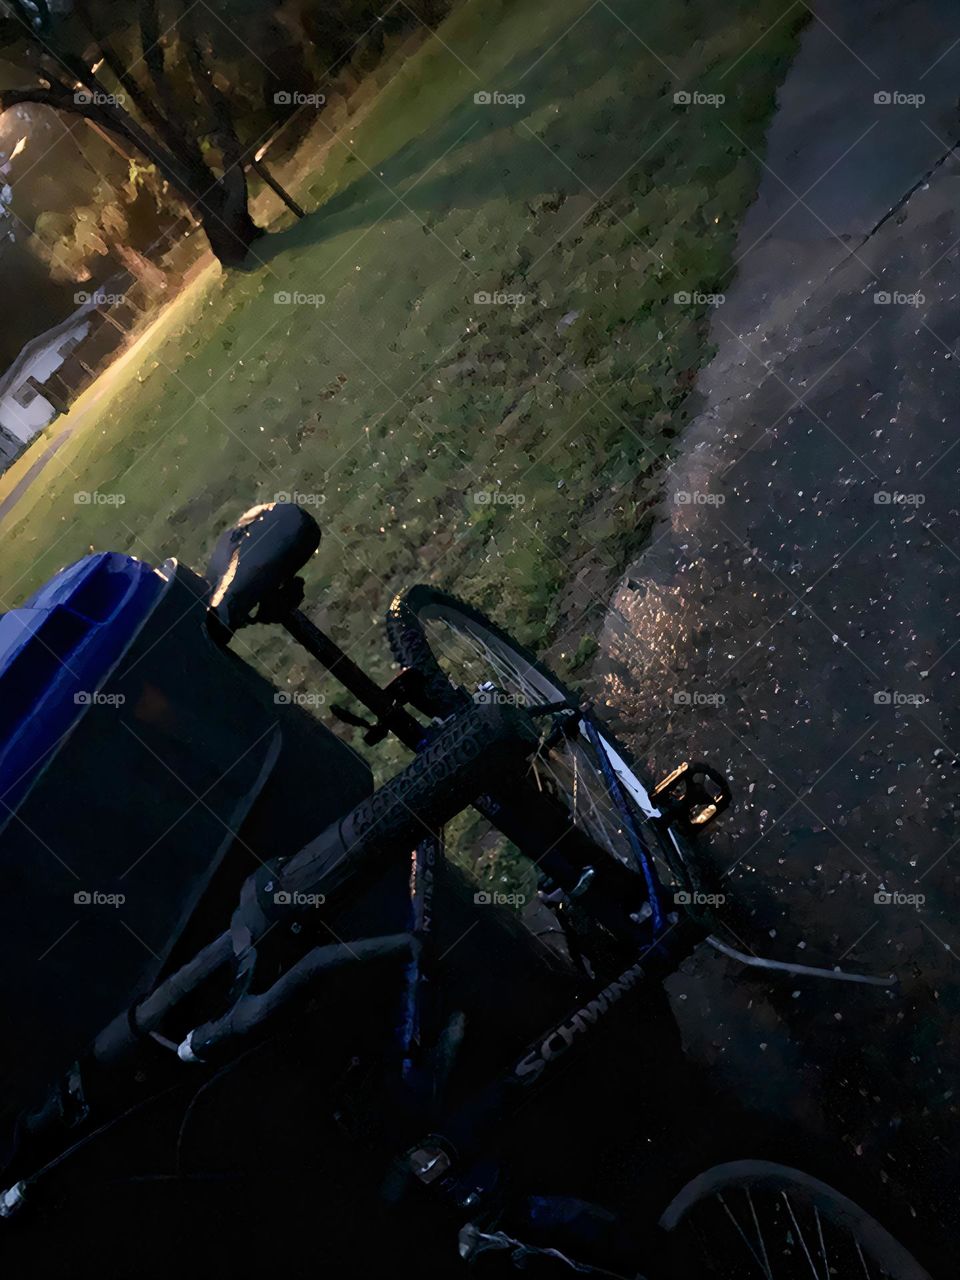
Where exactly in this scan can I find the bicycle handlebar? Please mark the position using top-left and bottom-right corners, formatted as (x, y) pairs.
(6, 699), (658, 1191)
(232, 700), (541, 944)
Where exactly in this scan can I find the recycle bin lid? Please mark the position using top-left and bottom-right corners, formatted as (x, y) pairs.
(0, 552), (168, 817)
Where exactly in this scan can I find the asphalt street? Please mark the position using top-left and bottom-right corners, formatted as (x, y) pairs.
(595, 0), (960, 1250)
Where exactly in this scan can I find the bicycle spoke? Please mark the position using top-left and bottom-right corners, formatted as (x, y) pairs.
(814, 1207), (830, 1280)
(661, 1162), (929, 1280)
(716, 1192), (772, 1279)
(855, 1236), (873, 1280)
(746, 1188), (773, 1280)
(781, 1191), (823, 1280)
(426, 617), (637, 865)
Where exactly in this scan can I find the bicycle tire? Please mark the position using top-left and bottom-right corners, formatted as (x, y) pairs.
(386, 585), (703, 897)
(658, 1159), (934, 1280)
(272, 699), (541, 908)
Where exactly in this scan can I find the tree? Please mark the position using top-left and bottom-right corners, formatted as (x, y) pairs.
(0, 0), (268, 265)
(1, 0), (451, 267)
(31, 171), (168, 287)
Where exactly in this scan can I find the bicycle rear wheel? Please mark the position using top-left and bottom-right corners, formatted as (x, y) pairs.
(658, 1160), (933, 1280)
(386, 586), (698, 896)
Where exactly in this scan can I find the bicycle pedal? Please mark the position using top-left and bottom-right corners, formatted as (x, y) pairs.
(653, 760), (731, 831)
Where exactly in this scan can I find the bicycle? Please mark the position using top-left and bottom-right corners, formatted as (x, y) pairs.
(0, 501), (935, 1279)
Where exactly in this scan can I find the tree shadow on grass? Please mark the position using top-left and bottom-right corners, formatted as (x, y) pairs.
(257, 98), (676, 271)
(255, 21), (680, 270)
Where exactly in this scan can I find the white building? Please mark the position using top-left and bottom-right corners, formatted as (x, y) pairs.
(0, 307), (93, 465)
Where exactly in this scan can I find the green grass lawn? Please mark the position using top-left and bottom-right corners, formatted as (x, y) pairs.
(0, 0), (802, 716)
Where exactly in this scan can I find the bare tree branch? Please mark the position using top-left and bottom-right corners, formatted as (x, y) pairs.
(137, 0), (182, 126)
(2, 0), (266, 264)
(1, 82), (137, 136)
(72, 0), (201, 167)
(0, 81), (198, 203)
(4, 1), (179, 171)
(178, 0), (245, 169)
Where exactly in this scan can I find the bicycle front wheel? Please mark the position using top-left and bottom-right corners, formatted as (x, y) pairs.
(386, 586), (698, 896)
(658, 1160), (934, 1280)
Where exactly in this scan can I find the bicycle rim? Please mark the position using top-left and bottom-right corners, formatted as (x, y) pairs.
(658, 1160), (933, 1280)
(415, 603), (675, 885)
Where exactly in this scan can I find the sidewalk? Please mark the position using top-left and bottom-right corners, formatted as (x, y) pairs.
(598, 0), (960, 1251)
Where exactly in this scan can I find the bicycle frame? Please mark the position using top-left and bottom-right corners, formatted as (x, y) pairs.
(237, 605), (895, 1220)
(0, 571), (895, 1278)
(281, 603), (687, 929)
(275, 600), (891, 986)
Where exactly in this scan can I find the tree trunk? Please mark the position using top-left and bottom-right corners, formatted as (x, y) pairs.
(2, 37), (268, 269)
(195, 170), (265, 268)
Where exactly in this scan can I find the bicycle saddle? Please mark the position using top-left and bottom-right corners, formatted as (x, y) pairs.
(206, 501), (320, 635)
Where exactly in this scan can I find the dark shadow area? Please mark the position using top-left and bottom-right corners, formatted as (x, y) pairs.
(255, 13), (687, 267)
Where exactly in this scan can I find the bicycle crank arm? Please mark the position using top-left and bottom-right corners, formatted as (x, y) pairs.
(470, 787), (652, 944)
